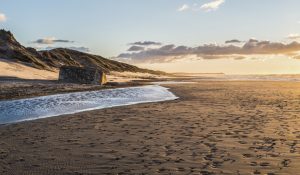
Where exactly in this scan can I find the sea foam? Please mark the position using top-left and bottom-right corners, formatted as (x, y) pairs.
(0, 85), (178, 124)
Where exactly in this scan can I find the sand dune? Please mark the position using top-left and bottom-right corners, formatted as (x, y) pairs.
(0, 59), (58, 80)
(0, 59), (167, 83)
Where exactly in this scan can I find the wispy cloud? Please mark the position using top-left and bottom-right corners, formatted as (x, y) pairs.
(287, 33), (300, 40)
(33, 37), (74, 44)
(177, 4), (190, 12)
(127, 46), (145, 51)
(38, 46), (90, 53)
(0, 13), (6, 22)
(201, 0), (225, 11)
(65, 46), (90, 52)
(225, 39), (242, 44)
(116, 39), (300, 63)
(32, 37), (89, 53)
(130, 41), (162, 46)
(177, 0), (225, 13)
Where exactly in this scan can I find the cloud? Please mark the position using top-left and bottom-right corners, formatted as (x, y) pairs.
(130, 41), (162, 46)
(248, 38), (258, 43)
(287, 33), (300, 40)
(177, 0), (225, 13)
(178, 4), (190, 12)
(225, 39), (242, 44)
(33, 37), (74, 44)
(0, 13), (6, 22)
(201, 0), (225, 11)
(67, 46), (90, 52)
(127, 46), (145, 51)
(116, 39), (300, 63)
(39, 46), (90, 53)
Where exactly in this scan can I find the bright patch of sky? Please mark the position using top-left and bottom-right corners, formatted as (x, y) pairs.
(1, 0), (300, 74)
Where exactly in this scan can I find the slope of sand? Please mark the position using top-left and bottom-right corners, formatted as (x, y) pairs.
(108, 71), (170, 83)
(0, 59), (58, 80)
(0, 59), (168, 82)
(1, 81), (300, 174)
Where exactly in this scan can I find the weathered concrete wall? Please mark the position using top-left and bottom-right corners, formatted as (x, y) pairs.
(59, 66), (107, 85)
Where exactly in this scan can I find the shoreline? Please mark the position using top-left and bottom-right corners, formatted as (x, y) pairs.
(2, 75), (299, 101)
(0, 85), (178, 125)
(0, 78), (150, 101)
(1, 81), (300, 174)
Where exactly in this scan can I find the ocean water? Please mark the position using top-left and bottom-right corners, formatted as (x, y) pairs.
(0, 85), (178, 124)
(194, 74), (300, 82)
(222, 75), (300, 82)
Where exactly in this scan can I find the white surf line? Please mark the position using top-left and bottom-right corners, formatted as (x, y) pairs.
(0, 85), (178, 124)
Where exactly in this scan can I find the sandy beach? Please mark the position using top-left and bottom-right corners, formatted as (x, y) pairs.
(0, 78), (148, 101)
(1, 81), (300, 174)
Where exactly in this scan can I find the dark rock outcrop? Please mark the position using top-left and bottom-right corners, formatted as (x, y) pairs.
(59, 66), (107, 85)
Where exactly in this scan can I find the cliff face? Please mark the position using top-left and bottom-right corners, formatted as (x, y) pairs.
(0, 29), (166, 75)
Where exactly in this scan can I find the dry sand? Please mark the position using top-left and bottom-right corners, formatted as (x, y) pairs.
(1, 81), (300, 174)
(0, 59), (168, 85)
(0, 59), (58, 80)
(108, 71), (171, 83)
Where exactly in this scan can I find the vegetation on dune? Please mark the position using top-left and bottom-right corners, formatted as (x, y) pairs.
(0, 29), (167, 75)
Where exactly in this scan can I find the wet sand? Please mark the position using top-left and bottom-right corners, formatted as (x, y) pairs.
(0, 78), (146, 101)
(1, 81), (300, 174)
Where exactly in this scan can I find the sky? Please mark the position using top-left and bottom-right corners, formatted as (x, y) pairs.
(1, 0), (300, 74)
